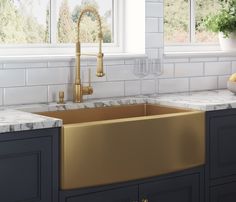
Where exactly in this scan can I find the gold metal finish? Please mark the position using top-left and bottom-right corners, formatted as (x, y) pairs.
(38, 104), (205, 190)
(37, 104), (190, 124)
(74, 6), (105, 103)
(57, 91), (65, 104)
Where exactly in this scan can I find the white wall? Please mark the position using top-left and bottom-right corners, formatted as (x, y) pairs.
(0, 0), (234, 106)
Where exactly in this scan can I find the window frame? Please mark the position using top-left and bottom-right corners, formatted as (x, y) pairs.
(164, 0), (221, 53)
(0, 0), (124, 56)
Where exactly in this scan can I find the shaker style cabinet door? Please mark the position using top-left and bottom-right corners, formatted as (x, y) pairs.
(209, 115), (236, 179)
(139, 174), (200, 202)
(210, 182), (236, 202)
(0, 135), (54, 202)
(63, 186), (138, 202)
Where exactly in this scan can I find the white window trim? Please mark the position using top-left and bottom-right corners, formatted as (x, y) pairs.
(0, 0), (125, 56)
(164, 0), (222, 53)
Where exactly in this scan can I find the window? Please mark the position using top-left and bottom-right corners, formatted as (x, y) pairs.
(164, 0), (221, 46)
(0, 0), (115, 45)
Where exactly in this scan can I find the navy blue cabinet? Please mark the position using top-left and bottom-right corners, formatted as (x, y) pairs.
(209, 114), (236, 179)
(139, 174), (201, 202)
(60, 168), (204, 202)
(62, 186), (138, 202)
(210, 182), (236, 202)
(206, 109), (236, 202)
(0, 128), (59, 202)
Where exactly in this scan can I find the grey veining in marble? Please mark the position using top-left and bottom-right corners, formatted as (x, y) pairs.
(14, 89), (236, 112)
(0, 109), (62, 133)
(1, 89), (236, 134)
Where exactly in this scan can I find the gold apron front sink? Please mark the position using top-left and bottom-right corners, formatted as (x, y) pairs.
(37, 104), (205, 190)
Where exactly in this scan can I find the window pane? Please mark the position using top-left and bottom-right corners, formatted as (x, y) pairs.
(0, 0), (50, 44)
(195, 0), (221, 43)
(164, 0), (189, 44)
(57, 0), (113, 44)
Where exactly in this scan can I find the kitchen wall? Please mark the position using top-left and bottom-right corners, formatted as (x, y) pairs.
(0, 0), (234, 106)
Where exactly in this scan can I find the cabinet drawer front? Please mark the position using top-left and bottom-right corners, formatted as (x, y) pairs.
(210, 115), (236, 179)
(0, 137), (52, 202)
(210, 182), (236, 202)
(139, 174), (200, 202)
(63, 186), (138, 202)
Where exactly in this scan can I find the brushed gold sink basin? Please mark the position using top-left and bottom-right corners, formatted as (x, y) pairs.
(37, 104), (205, 190)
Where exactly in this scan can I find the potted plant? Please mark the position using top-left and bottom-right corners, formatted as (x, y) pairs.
(204, 0), (236, 51)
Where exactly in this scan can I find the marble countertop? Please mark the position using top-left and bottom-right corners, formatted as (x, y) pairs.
(12, 89), (236, 112)
(0, 109), (62, 133)
(1, 89), (236, 134)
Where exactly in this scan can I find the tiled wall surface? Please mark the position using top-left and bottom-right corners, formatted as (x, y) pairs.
(0, 0), (234, 106)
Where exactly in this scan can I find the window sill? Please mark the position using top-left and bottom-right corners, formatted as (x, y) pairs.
(0, 53), (147, 63)
(164, 50), (236, 58)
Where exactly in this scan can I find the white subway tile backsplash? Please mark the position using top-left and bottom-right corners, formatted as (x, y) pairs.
(29, 62), (48, 68)
(48, 60), (73, 68)
(164, 58), (189, 63)
(4, 86), (48, 105)
(175, 63), (204, 77)
(125, 80), (141, 96)
(146, 49), (159, 59)
(219, 57), (236, 61)
(190, 77), (217, 91)
(146, 2), (163, 18)
(190, 57), (218, 62)
(27, 67), (72, 85)
(141, 79), (156, 94)
(231, 61), (236, 73)
(146, 33), (163, 48)
(218, 75), (230, 89)
(159, 78), (189, 93)
(0, 69), (25, 87)
(4, 63), (30, 69)
(158, 64), (174, 78)
(205, 62), (231, 76)
(48, 84), (73, 102)
(159, 18), (164, 33)
(106, 65), (137, 81)
(81, 67), (107, 83)
(90, 81), (124, 99)
(146, 18), (159, 33)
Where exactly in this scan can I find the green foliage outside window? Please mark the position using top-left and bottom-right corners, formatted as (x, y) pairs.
(0, 0), (47, 43)
(57, 0), (112, 43)
(204, 0), (236, 37)
(0, 0), (112, 44)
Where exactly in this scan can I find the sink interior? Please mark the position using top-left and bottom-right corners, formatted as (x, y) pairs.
(37, 104), (190, 124)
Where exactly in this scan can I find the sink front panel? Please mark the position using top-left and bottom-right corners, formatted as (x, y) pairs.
(60, 111), (205, 190)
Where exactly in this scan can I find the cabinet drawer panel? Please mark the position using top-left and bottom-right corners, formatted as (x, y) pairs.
(64, 186), (138, 202)
(210, 182), (236, 202)
(210, 115), (236, 179)
(0, 137), (52, 202)
(139, 174), (200, 202)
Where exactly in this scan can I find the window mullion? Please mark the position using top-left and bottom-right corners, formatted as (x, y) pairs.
(190, 0), (196, 43)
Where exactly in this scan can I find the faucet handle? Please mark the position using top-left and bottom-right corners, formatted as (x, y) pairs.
(82, 69), (93, 95)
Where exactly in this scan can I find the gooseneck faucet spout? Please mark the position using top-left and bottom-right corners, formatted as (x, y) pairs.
(74, 6), (105, 103)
